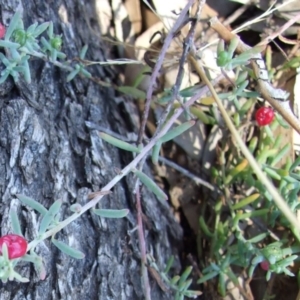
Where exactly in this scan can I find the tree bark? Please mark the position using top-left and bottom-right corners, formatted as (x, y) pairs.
(0, 0), (183, 299)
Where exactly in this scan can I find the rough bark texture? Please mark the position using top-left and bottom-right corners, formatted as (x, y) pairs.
(0, 1), (183, 299)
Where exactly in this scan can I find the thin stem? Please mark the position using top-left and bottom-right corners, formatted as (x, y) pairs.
(158, 156), (216, 191)
(137, 0), (196, 144)
(136, 188), (151, 300)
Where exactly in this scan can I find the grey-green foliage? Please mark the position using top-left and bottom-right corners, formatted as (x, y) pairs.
(147, 255), (202, 299)
(0, 11), (49, 83)
(4, 193), (129, 283)
(198, 114), (300, 294)
(0, 11), (91, 84)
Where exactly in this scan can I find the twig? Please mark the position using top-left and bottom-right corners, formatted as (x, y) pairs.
(258, 12), (300, 46)
(136, 188), (151, 300)
(158, 156), (215, 191)
(154, 0), (205, 136)
(134, 6), (199, 297)
(233, 0), (297, 34)
(223, 2), (251, 26)
(137, 0), (196, 145)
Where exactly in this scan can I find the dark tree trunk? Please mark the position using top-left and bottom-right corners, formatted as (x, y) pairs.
(0, 0), (183, 299)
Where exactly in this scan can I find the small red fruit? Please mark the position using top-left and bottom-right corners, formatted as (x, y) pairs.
(260, 260), (270, 271)
(0, 23), (6, 39)
(0, 234), (28, 259)
(255, 107), (275, 126)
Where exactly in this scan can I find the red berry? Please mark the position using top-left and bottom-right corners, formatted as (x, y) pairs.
(255, 107), (274, 126)
(260, 260), (270, 271)
(0, 234), (28, 259)
(0, 23), (6, 39)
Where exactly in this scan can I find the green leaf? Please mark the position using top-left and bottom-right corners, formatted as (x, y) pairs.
(22, 59), (31, 83)
(178, 278), (192, 292)
(235, 80), (248, 96)
(157, 90), (172, 104)
(225, 158), (249, 184)
(10, 209), (22, 236)
(34, 256), (46, 280)
(178, 266), (192, 287)
(171, 275), (180, 285)
(235, 71), (248, 86)
(227, 36), (240, 58)
(266, 270), (271, 281)
(276, 255), (297, 267)
(217, 39), (225, 55)
(66, 67), (80, 82)
(256, 148), (278, 164)
(39, 200), (62, 234)
(80, 67), (92, 78)
(190, 107), (214, 124)
(79, 45), (88, 59)
(240, 98), (256, 115)
(251, 255), (264, 265)
(133, 169), (168, 201)
(132, 65), (151, 88)
(231, 46), (264, 64)
(5, 11), (22, 40)
(179, 85), (202, 98)
(16, 194), (48, 216)
(270, 144), (290, 167)
(0, 72), (9, 84)
(52, 238), (85, 259)
(56, 51), (67, 59)
(263, 166), (282, 180)
(92, 208), (129, 218)
(13, 273), (30, 283)
(27, 22), (38, 35)
(282, 267), (295, 277)
(290, 156), (300, 172)
(233, 112), (240, 127)
(117, 86), (146, 99)
(0, 40), (20, 49)
(197, 271), (219, 284)
(99, 132), (140, 153)
(50, 48), (58, 62)
(33, 22), (49, 37)
(21, 253), (46, 279)
(151, 142), (161, 164)
(282, 56), (300, 69)
(231, 193), (260, 210)
(248, 136), (258, 153)
(184, 290), (202, 298)
(11, 48), (21, 61)
(47, 22), (53, 37)
(248, 265), (256, 278)
(163, 256), (174, 274)
(159, 120), (195, 143)
(40, 37), (52, 51)
(235, 209), (269, 222)
(218, 272), (226, 297)
(199, 216), (214, 237)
